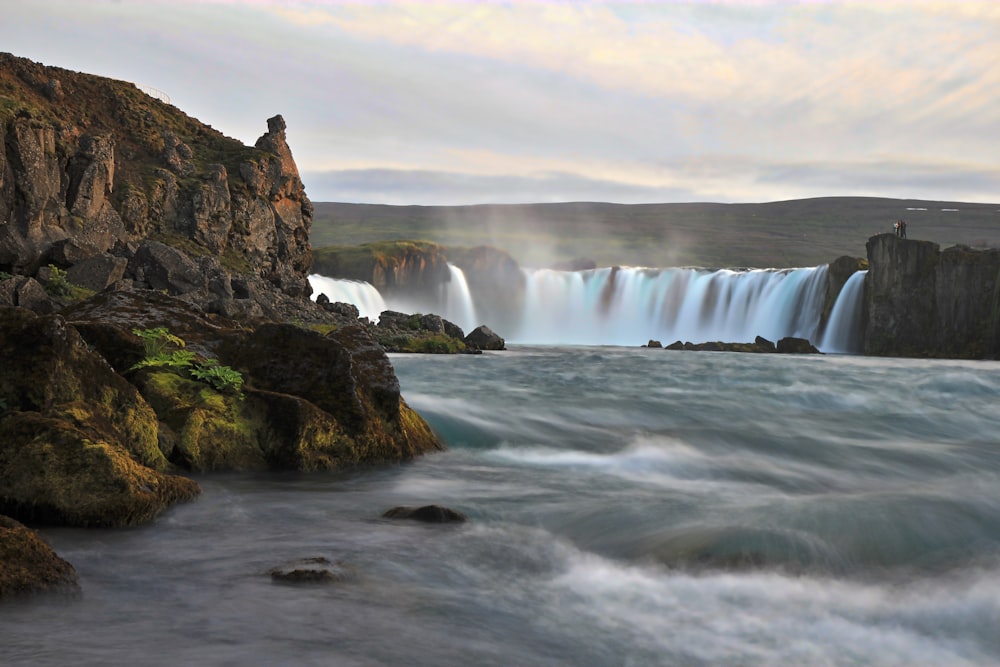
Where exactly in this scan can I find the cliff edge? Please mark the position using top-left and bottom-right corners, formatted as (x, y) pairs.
(0, 52), (314, 318)
(864, 233), (1000, 358)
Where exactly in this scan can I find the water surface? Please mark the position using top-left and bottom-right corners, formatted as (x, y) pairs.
(4, 348), (1000, 666)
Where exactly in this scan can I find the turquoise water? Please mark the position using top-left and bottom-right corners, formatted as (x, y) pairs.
(4, 347), (1000, 666)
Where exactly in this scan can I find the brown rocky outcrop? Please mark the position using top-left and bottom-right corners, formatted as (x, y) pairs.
(0, 515), (79, 598)
(0, 53), (315, 316)
(863, 234), (1000, 358)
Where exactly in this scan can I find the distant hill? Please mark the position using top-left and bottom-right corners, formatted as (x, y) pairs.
(312, 198), (1000, 268)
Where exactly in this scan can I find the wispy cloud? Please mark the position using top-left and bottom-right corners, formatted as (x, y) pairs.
(2, 0), (998, 203)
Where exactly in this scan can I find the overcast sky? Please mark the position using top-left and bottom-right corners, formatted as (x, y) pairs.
(2, 1), (998, 205)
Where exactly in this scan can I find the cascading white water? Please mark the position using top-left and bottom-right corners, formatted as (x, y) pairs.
(308, 274), (387, 322)
(309, 266), (478, 333)
(439, 264), (478, 334)
(513, 266), (830, 346)
(820, 270), (867, 354)
(309, 263), (868, 353)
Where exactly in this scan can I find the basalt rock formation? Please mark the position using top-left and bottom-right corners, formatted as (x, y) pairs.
(864, 233), (1000, 358)
(0, 52), (318, 319)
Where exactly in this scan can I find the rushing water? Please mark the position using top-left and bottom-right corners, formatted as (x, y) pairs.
(309, 263), (862, 352)
(5, 348), (1000, 666)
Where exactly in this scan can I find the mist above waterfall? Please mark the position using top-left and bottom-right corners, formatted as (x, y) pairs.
(310, 262), (866, 353)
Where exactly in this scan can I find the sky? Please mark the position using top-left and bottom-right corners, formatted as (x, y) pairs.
(2, 0), (999, 205)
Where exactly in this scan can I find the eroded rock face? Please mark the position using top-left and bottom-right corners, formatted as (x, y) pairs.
(0, 55), (316, 315)
(0, 515), (79, 598)
(864, 234), (1000, 358)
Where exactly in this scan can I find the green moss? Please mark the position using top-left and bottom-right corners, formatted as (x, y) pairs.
(378, 333), (466, 354)
(0, 412), (199, 527)
(139, 371), (264, 471)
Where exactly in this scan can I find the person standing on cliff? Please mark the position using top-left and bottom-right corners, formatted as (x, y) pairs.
(894, 220), (900, 236)
(900, 220), (907, 238)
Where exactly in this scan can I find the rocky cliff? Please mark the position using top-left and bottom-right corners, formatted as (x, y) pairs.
(0, 54), (448, 593)
(0, 52), (314, 318)
(864, 233), (1000, 358)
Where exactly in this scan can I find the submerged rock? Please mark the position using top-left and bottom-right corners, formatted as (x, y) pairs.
(268, 557), (352, 585)
(382, 505), (468, 523)
(0, 515), (79, 599)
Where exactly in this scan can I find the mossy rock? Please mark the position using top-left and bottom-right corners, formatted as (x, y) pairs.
(378, 332), (467, 354)
(0, 412), (199, 527)
(0, 307), (167, 471)
(136, 370), (267, 472)
(0, 515), (79, 599)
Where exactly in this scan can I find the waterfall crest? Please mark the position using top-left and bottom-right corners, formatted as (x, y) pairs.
(513, 266), (829, 346)
(310, 263), (868, 353)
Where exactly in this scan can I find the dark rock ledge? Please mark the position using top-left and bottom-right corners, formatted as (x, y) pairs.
(648, 335), (821, 354)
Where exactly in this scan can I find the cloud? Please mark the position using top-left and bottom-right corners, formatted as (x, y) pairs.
(3, 0), (998, 206)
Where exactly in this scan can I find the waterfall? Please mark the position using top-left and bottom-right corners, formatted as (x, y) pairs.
(513, 266), (829, 346)
(308, 274), (387, 322)
(820, 271), (867, 354)
(439, 264), (478, 333)
(309, 265), (479, 333)
(308, 263), (869, 353)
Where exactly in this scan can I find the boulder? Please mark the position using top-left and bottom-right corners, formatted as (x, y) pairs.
(645, 339), (663, 348)
(464, 325), (505, 351)
(754, 335), (777, 352)
(0, 307), (166, 469)
(65, 253), (128, 292)
(129, 240), (204, 295)
(66, 291), (442, 471)
(382, 505), (468, 523)
(776, 337), (820, 354)
(0, 306), (200, 526)
(0, 515), (79, 598)
(0, 276), (57, 314)
(0, 411), (199, 527)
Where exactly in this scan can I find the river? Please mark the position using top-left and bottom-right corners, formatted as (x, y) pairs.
(4, 347), (1000, 666)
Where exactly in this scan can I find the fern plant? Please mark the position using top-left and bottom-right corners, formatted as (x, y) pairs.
(189, 359), (244, 394)
(129, 327), (245, 397)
